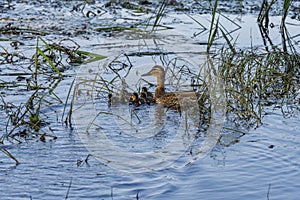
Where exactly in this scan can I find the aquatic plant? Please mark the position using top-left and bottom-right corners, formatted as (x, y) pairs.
(0, 36), (103, 164)
(187, 0), (300, 129)
(218, 47), (300, 127)
(1, 0), (299, 166)
(0, 146), (19, 165)
(150, 0), (168, 31)
(207, 0), (219, 53)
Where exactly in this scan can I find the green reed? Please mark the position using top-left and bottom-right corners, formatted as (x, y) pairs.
(282, 0), (291, 24)
(34, 36), (62, 79)
(150, 0), (168, 31)
(218, 47), (300, 126)
(258, 0), (276, 25)
(207, 0), (219, 53)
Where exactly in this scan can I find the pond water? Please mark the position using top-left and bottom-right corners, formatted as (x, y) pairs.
(0, 1), (300, 199)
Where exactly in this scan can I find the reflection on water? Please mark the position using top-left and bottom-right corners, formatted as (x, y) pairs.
(1, 1), (299, 199)
(74, 80), (212, 173)
(2, 107), (299, 199)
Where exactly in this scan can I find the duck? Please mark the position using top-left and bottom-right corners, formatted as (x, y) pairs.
(141, 87), (153, 98)
(141, 87), (155, 105)
(107, 78), (131, 106)
(141, 65), (180, 109)
(107, 93), (124, 106)
(129, 92), (145, 106)
(142, 65), (205, 110)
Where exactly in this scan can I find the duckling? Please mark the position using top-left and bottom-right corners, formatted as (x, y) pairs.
(107, 93), (121, 106)
(129, 92), (145, 106)
(108, 93), (113, 106)
(141, 87), (155, 105)
(120, 78), (131, 101)
(107, 78), (132, 106)
(142, 87), (153, 98)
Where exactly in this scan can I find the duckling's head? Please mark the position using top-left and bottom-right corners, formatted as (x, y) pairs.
(131, 92), (139, 101)
(142, 87), (148, 93)
(108, 93), (113, 105)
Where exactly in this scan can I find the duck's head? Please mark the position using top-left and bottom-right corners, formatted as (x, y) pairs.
(142, 65), (165, 87)
(142, 65), (165, 78)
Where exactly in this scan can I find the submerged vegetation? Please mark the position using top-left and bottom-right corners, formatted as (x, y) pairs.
(0, 0), (299, 165)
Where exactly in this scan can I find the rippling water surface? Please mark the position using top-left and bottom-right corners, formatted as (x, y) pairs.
(0, 1), (299, 199)
(1, 108), (299, 199)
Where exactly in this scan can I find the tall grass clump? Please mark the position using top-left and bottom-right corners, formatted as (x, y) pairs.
(218, 47), (300, 127)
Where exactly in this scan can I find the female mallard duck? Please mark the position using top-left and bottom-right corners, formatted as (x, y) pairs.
(142, 65), (206, 110)
(142, 65), (180, 109)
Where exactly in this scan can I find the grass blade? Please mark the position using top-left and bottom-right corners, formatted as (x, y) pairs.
(75, 50), (106, 63)
(207, 0), (218, 52)
(151, 0), (168, 31)
(37, 47), (62, 76)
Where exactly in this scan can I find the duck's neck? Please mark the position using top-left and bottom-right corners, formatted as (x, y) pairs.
(155, 74), (165, 99)
(155, 86), (165, 99)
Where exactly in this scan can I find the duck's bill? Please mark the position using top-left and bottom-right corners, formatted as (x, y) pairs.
(141, 71), (151, 76)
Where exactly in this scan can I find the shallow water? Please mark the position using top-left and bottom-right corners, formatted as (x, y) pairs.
(1, 1), (300, 199)
(1, 108), (299, 199)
